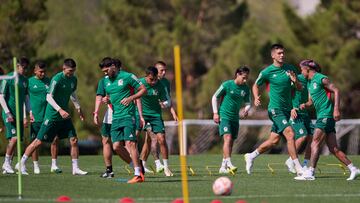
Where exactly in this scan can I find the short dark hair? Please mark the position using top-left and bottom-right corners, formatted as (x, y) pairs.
(299, 59), (321, 72)
(113, 58), (122, 69)
(18, 57), (30, 68)
(271, 44), (284, 52)
(235, 66), (250, 76)
(35, 60), (46, 69)
(146, 66), (158, 77)
(64, 58), (76, 68)
(99, 57), (112, 69)
(101, 57), (114, 68)
(155, 61), (166, 67)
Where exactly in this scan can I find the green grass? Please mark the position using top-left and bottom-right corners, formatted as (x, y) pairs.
(1, 154), (360, 203)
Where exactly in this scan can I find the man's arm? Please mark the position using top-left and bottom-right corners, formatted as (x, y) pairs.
(0, 80), (13, 122)
(136, 98), (145, 129)
(121, 84), (147, 106)
(322, 78), (340, 121)
(70, 92), (84, 121)
(252, 84), (261, 107)
(93, 95), (103, 125)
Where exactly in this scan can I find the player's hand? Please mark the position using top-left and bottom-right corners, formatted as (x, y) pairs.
(77, 108), (85, 121)
(102, 95), (110, 104)
(6, 112), (14, 122)
(254, 96), (261, 107)
(240, 110), (249, 118)
(93, 112), (99, 126)
(172, 113), (178, 122)
(299, 103), (306, 110)
(333, 108), (341, 121)
(287, 71), (297, 83)
(120, 97), (133, 106)
(59, 109), (70, 119)
(29, 112), (35, 123)
(213, 113), (220, 124)
(159, 101), (166, 109)
(291, 108), (298, 119)
(139, 116), (145, 129)
(23, 119), (28, 128)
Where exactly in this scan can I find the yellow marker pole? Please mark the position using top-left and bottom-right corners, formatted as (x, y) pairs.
(174, 45), (189, 203)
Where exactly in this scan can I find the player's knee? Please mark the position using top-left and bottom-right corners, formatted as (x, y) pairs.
(102, 137), (110, 145)
(157, 135), (166, 145)
(70, 137), (78, 145)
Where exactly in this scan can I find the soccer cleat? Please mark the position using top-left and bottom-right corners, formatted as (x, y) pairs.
(127, 175), (143, 184)
(347, 168), (360, 181)
(285, 159), (296, 174)
(34, 165), (40, 174)
(294, 169), (314, 181)
(244, 153), (253, 175)
(228, 166), (238, 173)
(100, 171), (114, 178)
(219, 167), (229, 174)
(140, 172), (145, 182)
(15, 163), (28, 175)
(164, 167), (174, 177)
(156, 165), (165, 173)
(144, 167), (154, 174)
(2, 162), (15, 174)
(72, 168), (88, 175)
(51, 166), (63, 174)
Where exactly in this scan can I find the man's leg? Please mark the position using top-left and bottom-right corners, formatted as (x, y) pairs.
(219, 134), (235, 173)
(157, 133), (173, 176)
(16, 138), (43, 175)
(101, 136), (114, 178)
(302, 136), (312, 167)
(285, 136), (306, 174)
(70, 137), (87, 175)
(245, 132), (280, 174)
(140, 131), (154, 173)
(326, 132), (360, 180)
(50, 137), (61, 173)
(124, 140), (144, 183)
(3, 137), (17, 174)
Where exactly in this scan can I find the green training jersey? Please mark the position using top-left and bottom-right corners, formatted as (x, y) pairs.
(308, 73), (333, 118)
(44, 72), (77, 121)
(255, 64), (298, 111)
(103, 71), (142, 119)
(214, 80), (251, 120)
(139, 77), (168, 117)
(0, 72), (28, 120)
(96, 77), (106, 96)
(28, 76), (51, 122)
(292, 74), (309, 115)
(159, 77), (171, 100)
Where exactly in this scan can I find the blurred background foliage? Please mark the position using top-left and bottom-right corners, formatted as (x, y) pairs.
(1, 0), (360, 147)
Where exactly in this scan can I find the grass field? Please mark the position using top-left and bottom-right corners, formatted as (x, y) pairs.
(1, 154), (360, 203)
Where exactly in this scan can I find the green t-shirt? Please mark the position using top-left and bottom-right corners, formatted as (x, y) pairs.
(96, 77), (106, 96)
(214, 80), (251, 120)
(159, 77), (171, 100)
(103, 71), (142, 120)
(44, 72), (77, 121)
(0, 72), (28, 120)
(308, 73), (333, 118)
(292, 74), (309, 115)
(255, 64), (298, 111)
(140, 77), (168, 117)
(28, 76), (51, 122)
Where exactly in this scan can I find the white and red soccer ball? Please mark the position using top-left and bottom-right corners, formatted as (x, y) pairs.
(212, 176), (233, 196)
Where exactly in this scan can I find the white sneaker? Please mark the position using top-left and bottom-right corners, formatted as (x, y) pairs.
(347, 168), (360, 181)
(219, 167), (229, 174)
(244, 153), (253, 174)
(2, 162), (15, 174)
(294, 169), (314, 181)
(34, 165), (40, 174)
(144, 167), (154, 174)
(285, 159), (296, 174)
(156, 165), (165, 173)
(51, 166), (62, 174)
(164, 167), (174, 176)
(72, 168), (88, 175)
(15, 163), (28, 175)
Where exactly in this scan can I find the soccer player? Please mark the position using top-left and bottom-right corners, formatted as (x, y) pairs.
(294, 59), (360, 181)
(102, 59), (147, 183)
(285, 64), (313, 173)
(137, 66), (174, 176)
(140, 61), (178, 173)
(212, 66), (251, 174)
(93, 57), (132, 178)
(1, 57), (29, 174)
(28, 60), (60, 174)
(245, 44), (304, 176)
(16, 58), (87, 175)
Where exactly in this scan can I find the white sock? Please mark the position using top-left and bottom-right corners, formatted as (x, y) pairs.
(72, 159), (78, 170)
(21, 155), (28, 165)
(249, 149), (260, 159)
(163, 159), (168, 168)
(292, 158), (303, 172)
(286, 157), (292, 163)
(155, 159), (162, 167)
(225, 158), (234, 167)
(33, 161), (39, 167)
(221, 158), (227, 168)
(134, 167), (141, 176)
(347, 163), (356, 171)
(5, 154), (11, 164)
(51, 159), (57, 168)
(142, 160), (147, 168)
(303, 159), (309, 167)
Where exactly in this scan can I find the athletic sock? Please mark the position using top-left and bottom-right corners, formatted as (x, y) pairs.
(221, 158), (227, 168)
(33, 161), (39, 167)
(347, 163), (356, 171)
(106, 165), (113, 173)
(292, 158), (303, 172)
(72, 159), (78, 170)
(249, 149), (260, 159)
(51, 159), (57, 168)
(5, 154), (11, 165)
(155, 159), (162, 168)
(134, 167), (141, 176)
(303, 159), (309, 167)
(163, 159), (168, 168)
(142, 160), (147, 168)
(286, 157), (292, 163)
(21, 155), (28, 165)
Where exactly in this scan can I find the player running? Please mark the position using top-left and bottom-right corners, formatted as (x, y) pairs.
(16, 58), (87, 175)
(294, 59), (360, 181)
(212, 66), (251, 174)
(1, 57), (29, 174)
(244, 44), (304, 176)
(28, 60), (60, 174)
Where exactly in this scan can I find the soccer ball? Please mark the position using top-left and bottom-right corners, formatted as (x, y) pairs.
(212, 176), (233, 196)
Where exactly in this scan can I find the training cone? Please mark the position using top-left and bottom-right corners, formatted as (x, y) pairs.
(236, 200), (247, 203)
(211, 200), (223, 203)
(56, 195), (72, 202)
(172, 198), (184, 203)
(119, 197), (135, 203)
